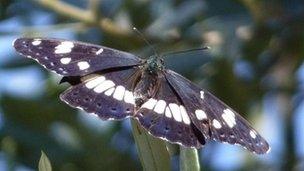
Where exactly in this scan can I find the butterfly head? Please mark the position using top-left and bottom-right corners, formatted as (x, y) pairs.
(145, 55), (164, 74)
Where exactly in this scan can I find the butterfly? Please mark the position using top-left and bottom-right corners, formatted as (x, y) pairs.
(13, 38), (270, 154)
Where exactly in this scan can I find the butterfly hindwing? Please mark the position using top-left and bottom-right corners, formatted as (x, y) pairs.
(13, 38), (142, 76)
(134, 74), (205, 147)
(60, 67), (140, 120)
(165, 70), (270, 154)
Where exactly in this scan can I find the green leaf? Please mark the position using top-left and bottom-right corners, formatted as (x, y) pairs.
(38, 151), (52, 171)
(180, 147), (200, 171)
(131, 119), (170, 171)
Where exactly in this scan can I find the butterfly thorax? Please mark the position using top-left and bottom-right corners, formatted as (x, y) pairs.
(132, 55), (163, 108)
(145, 55), (164, 74)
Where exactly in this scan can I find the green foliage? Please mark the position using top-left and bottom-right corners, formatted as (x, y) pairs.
(1, 94), (139, 170)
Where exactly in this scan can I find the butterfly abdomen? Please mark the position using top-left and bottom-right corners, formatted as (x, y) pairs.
(134, 72), (160, 108)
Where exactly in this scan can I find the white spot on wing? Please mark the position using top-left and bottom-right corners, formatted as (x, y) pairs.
(180, 105), (190, 125)
(154, 100), (166, 114)
(55, 41), (74, 54)
(94, 80), (115, 93)
(165, 107), (172, 118)
(77, 61), (90, 70)
(124, 91), (135, 104)
(169, 103), (182, 122)
(60, 57), (71, 64)
(104, 87), (115, 96)
(212, 119), (222, 129)
(222, 109), (236, 128)
(250, 130), (257, 139)
(96, 48), (104, 55)
(195, 109), (207, 120)
(141, 98), (157, 110)
(200, 91), (204, 99)
(32, 39), (41, 46)
(85, 76), (105, 89)
(113, 85), (125, 101)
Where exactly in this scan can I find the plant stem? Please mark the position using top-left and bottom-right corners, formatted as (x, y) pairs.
(180, 147), (200, 171)
(33, 0), (131, 37)
(131, 119), (170, 171)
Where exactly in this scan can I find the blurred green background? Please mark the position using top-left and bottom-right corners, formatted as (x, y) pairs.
(1, 0), (304, 170)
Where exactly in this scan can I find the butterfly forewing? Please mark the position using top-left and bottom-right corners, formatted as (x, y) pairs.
(134, 74), (205, 147)
(60, 67), (141, 120)
(165, 70), (270, 154)
(13, 38), (142, 76)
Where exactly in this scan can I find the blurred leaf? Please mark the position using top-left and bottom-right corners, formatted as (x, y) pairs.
(131, 119), (170, 170)
(208, 59), (253, 115)
(1, 58), (37, 69)
(1, 137), (17, 171)
(165, 142), (179, 156)
(38, 151), (52, 171)
(0, 0), (13, 20)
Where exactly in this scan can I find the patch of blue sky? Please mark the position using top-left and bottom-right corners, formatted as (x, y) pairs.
(0, 10), (53, 36)
(234, 59), (255, 81)
(0, 66), (45, 98)
(111, 131), (132, 153)
(77, 112), (114, 134)
(0, 35), (19, 65)
(110, 120), (134, 154)
(0, 17), (23, 33)
(294, 101), (304, 158)
(49, 121), (82, 150)
(28, 11), (55, 26)
(294, 62), (304, 157)
(209, 144), (245, 171)
(259, 92), (285, 164)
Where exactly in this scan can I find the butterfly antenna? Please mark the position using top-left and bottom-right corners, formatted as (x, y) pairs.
(133, 27), (159, 57)
(162, 46), (210, 57)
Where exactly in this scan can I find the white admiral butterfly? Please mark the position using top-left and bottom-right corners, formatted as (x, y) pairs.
(13, 38), (270, 154)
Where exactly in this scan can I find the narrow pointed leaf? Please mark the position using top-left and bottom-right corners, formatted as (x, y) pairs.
(38, 151), (52, 171)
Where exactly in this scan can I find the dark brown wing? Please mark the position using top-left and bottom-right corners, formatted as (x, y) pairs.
(13, 38), (142, 76)
(134, 73), (205, 147)
(165, 69), (270, 154)
(60, 67), (141, 120)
